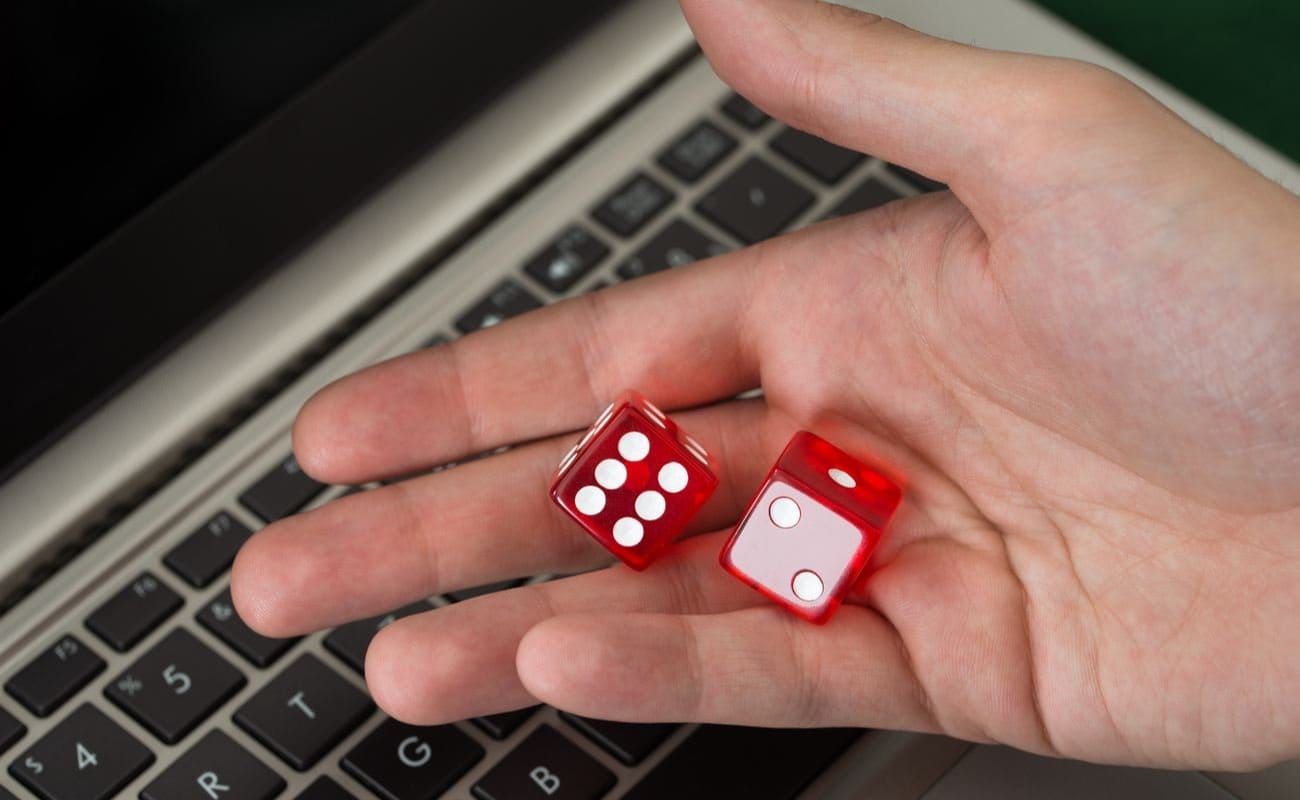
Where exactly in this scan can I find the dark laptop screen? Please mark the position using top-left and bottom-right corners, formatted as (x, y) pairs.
(0, 0), (619, 482)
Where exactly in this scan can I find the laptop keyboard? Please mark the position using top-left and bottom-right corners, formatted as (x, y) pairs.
(1, 81), (941, 798)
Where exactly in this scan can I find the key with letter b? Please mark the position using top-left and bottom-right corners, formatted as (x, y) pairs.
(472, 725), (615, 800)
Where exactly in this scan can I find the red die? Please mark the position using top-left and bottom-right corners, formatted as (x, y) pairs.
(720, 431), (903, 623)
(551, 391), (719, 570)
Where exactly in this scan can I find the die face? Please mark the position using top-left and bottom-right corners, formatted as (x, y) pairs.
(552, 395), (717, 570)
(777, 431), (902, 530)
(721, 478), (870, 623)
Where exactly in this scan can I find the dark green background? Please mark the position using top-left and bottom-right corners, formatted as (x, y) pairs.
(1033, 1), (1300, 163)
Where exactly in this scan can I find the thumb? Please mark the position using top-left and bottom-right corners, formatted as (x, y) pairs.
(680, 0), (1128, 223)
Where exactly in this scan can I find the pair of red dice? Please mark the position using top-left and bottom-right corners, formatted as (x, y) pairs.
(551, 392), (902, 623)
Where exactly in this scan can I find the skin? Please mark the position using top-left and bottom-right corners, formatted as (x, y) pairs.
(231, 0), (1300, 771)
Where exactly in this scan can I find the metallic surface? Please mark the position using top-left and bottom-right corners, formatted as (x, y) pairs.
(3, 0), (1298, 797)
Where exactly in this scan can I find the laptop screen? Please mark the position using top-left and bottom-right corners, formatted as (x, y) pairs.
(1, 0), (619, 482)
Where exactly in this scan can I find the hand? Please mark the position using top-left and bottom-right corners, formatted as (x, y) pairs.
(231, 0), (1300, 771)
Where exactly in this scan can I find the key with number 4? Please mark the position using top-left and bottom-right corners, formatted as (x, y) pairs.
(8, 704), (154, 800)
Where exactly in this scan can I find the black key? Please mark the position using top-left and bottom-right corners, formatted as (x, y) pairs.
(825, 177), (903, 219)
(240, 454), (326, 523)
(616, 219), (727, 281)
(770, 127), (865, 184)
(657, 121), (736, 183)
(105, 627), (245, 744)
(455, 279), (544, 333)
(234, 653), (373, 771)
(472, 706), (539, 740)
(0, 785), (13, 800)
(342, 718), (484, 800)
(423, 333), (449, 348)
(164, 510), (254, 588)
(140, 728), (284, 800)
(0, 705), (25, 754)
(623, 725), (862, 800)
(885, 162), (948, 193)
(591, 173), (674, 238)
(8, 704), (153, 800)
(324, 601), (433, 675)
(5, 635), (104, 717)
(297, 776), (358, 799)
(720, 93), (769, 129)
(85, 572), (182, 652)
(446, 579), (524, 603)
(472, 724), (615, 800)
(560, 714), (676, 766)
(696, 157), (815, 244)
(523, 225), (610, 294)
(197, 586), (299, 668)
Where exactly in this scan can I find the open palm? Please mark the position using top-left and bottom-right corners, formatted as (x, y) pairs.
(232, 0), (1300, 771)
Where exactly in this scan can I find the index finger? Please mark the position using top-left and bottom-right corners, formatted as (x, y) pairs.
(294, 251), (763, 485)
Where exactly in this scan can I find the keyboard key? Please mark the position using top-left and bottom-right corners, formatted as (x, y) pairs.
(770, 127), (865, 184)
(560, 714), (676, 766)
(825, 177), (903, 219)
(234, 654), (373, 771)
(342, 718), (484, 800)
(85, 572), (182, 652)
(455, 279), (544, 333)
(297, 775), (358, 799)
(8, 704), (153, 800)
(472, 706), (539, 740)
(0, 705), (25, 754)
(165, 511), (254, 588)
(623, 725), (861, 800)
(720, 93), (769, 129)
(446, 579), (524, 603)
(657, 121), (736, 183)
(616, 219), (727, 281)
(141, 728), (284, 800)
(885, 162), (947, 193)
(591, 173), (674, 238)
(696, 157), (815, 244)
(105, 628), (245, 744)
(324, 600), (433, 675)
(0, 785), (13, 800)
(472, 724), (615, 800)
(197, 586), (299, 668)
(240, 455), (326, 523)
(5, 635), (105, 717)
(523, 225), (610, 294)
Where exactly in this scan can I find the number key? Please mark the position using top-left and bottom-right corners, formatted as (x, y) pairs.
(8, 704), (153, 800)
(85, 571), (183, 652)
(105, 628), (245, 744)
(197, 587), (299, 668)
(0, 705), (25, 754)
(4, 635), (105, 717)
(323, 600), (432, 675)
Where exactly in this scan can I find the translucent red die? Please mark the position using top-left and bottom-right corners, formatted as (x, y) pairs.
(720, 431), (903, 623)
(551, 391), (719, 570)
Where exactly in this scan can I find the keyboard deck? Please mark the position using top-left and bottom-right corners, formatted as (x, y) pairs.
(0, 51), (940, 800)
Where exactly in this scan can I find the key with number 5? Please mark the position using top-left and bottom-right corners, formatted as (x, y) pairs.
(105, 628), (245, 744)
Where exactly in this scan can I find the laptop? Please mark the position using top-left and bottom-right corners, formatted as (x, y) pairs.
(2, 1), (1297, 798)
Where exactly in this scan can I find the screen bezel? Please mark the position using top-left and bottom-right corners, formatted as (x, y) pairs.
(0, 0), (619, 483)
